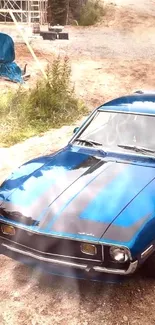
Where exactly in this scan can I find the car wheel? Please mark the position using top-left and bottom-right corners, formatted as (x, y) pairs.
(142, 252), (155, 278)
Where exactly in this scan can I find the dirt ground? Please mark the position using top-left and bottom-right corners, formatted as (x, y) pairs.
(1, 1), (155, 324)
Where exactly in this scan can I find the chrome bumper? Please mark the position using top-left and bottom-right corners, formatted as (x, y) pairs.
(1, 242), (138, 276)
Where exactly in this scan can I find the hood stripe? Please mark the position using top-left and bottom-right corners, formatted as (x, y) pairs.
(44, 163), (154, 240)
(0, 150), (89, 207)
(102, 213), (152, 243)
(39, 162), (115, 231)
(79, 164), (155, 223)
(40, 162), (126, 237)
(102, 178), (155, 245)
(0, 156), (104, 224)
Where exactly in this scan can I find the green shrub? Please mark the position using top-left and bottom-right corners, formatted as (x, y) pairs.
(78, 0), (105, 26)
(0, 56), (87, 147)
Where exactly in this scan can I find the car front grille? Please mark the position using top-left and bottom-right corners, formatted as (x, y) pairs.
(0, 223), (103, 262)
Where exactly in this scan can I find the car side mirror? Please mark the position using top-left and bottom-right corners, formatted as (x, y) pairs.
(73, 127), (79, 134)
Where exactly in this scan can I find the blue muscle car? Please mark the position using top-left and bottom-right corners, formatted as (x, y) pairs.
(0, 91), (155, 282)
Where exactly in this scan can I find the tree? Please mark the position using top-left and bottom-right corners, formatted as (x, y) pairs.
(47, 0), (68, 25)
(47, 0), (88, 25)
(69, 0), (87, 21)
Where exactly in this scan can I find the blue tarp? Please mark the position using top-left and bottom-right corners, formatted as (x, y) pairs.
(0, 32), (23, 83)
(0, 62), (23, 83)
(0, 32), (15, 63)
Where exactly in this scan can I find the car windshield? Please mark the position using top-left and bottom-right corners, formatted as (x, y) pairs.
(74, 110), (155, 154)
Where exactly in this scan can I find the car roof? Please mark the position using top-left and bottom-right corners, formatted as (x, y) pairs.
(99, 92), (155, 115)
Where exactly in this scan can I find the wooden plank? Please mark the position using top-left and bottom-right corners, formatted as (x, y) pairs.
(9, 10), (47, 79)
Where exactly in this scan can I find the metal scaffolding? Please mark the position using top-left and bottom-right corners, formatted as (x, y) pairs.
(0, 0), (48, 24)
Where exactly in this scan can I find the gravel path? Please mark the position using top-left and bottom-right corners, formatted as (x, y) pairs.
(32, 26), (155, 60)
(30, 0), (155, 60)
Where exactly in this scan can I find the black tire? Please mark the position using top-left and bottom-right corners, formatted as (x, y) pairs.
(141, 252), (155, 278)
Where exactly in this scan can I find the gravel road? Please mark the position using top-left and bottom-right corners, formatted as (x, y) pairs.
(30, 0), (155, 60)
(1, 1), (155, 325)
(32, 23), (155, 60)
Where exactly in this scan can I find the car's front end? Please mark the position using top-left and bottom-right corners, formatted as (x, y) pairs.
(1, 92), (155, 282)
(0, 219), (139, 282)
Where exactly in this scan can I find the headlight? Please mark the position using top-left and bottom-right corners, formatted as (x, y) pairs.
(109, 246), (129, 262)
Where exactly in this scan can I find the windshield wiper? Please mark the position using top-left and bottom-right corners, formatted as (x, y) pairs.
(117, 144), (155, 156)
(75, 138), (103, 147)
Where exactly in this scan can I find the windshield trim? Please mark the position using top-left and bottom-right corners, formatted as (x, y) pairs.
(70, 143), (155, 159)
(98, 108), (155, 116)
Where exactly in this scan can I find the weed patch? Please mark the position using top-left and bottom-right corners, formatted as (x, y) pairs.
(0, 57), (87, 147)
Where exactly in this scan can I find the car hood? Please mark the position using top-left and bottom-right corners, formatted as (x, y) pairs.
(0, 146), (155, 242)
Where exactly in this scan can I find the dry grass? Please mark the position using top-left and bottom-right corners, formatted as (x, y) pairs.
(0, 56), (87, 147)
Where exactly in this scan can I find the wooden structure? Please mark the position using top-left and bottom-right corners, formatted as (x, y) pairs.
(0, 0), (48, 24)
